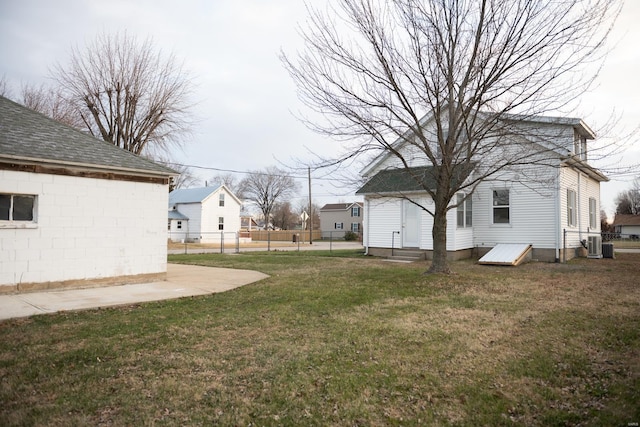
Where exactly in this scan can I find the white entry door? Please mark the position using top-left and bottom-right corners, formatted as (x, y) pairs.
(402, 200), (420, 248)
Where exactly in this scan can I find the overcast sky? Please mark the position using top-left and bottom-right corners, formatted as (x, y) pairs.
(1, 0), (638, 215)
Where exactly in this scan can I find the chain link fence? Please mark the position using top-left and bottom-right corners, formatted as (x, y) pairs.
(167, 230), (362, 254)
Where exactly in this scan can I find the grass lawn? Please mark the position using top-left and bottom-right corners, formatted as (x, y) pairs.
(1, 251), (639, 426)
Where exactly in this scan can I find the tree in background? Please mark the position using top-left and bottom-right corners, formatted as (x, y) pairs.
(615, 177), (640, 215)
(19, 83), (84, 129)
(283, 0), (620, 273)
(272, 202), (299, 230)
(239, 167), (299, 229)
(208, 173), (243, 197)
(52, 32), (193, 157)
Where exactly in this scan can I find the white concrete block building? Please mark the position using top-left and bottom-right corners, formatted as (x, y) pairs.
(0, 96), (176, 292)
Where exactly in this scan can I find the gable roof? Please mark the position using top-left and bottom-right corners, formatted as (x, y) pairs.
(360, 109), (598, 178)
(0, 96), (176, 180)
(356, 165), (473, 195)
(169, 186), (220, 204)
(168, 209), (189, 220)
(320, 202), (363, 211)
(612, 214), (640, 226)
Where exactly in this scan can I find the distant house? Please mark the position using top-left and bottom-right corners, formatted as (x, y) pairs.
(319, 202), (364, 238)
(612, 214), (640, 237)
(0, 96), (176, 292)
(168, 186), (242, 243)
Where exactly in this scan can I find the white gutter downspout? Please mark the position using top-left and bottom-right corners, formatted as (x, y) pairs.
(577, 172), (583, 243)
(555, 167), (561, 262)
(364, 197), (369, 255)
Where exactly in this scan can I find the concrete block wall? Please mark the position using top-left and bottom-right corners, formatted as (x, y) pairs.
(0, 170), (168, 289)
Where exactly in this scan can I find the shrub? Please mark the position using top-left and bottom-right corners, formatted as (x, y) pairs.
(344, 231), (359, 241)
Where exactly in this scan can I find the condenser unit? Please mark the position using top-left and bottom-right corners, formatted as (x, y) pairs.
(587, 235), (602, 259)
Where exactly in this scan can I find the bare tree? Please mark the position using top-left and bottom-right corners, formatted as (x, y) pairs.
(283, 0), (620, 273)
(239, 167), (299, 229)
(52, 32), (193, 157)
(615, 177), (640, 215)
(208, 173), (242, 196)
(20, 83), (84, 128)
(0, 75), (10, 98)
(159, 160), (200, 192)
(272, 201), (298, 230)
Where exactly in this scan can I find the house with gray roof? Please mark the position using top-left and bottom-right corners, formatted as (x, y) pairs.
(168, 185), (242, 243)
(357, 111), (608, 262)
(0, 95), (176, 292)
(319, 202), (364, 239)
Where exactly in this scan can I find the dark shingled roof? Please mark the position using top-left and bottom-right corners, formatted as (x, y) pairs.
(0, 96), (175, 176)
(356, 165), (473, 194)
(320, 202), (363, 211)
(612, 214), (640, 226)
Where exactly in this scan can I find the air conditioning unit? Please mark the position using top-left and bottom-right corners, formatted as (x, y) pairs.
(587, 235), (602, 258)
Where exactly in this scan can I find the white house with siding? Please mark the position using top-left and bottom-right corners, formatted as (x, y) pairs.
(0, 96), (176, 292)
(168, 186), (242, 243)
(357, 112), (608, 262)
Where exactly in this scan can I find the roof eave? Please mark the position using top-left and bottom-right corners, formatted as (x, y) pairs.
(0, 154), (178, 178)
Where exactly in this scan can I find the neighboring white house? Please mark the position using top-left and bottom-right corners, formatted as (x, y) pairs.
(611, 214), (640, 238)
(0, 96), (176, 292)
(357, 112), (608, 262)
(319, 202), (364, 238)
(168, 186), (242, 243)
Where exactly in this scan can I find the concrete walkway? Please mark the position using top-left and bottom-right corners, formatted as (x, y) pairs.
(0, 264), (269, 321)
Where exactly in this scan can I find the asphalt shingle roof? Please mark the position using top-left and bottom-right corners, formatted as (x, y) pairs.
(0, 96), (175, 176)
(320, 202), (363, 211)
(356, 165), (473, 194)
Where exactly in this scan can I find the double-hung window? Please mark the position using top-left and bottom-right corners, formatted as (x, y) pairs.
(335, 222), (343, 230)
(218, 217), (224, 230)
(589, 197), (597, 229)
(492, 190), (510, 224)
(351, 206), (360, 217)
(351, 223), (360, 232)
(456, 193), (472, 228)
(567, 189), (577, 227)
(0, 193), (36, 225)
(219, 193), (225, 207)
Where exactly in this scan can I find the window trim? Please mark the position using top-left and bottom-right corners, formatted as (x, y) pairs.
(218, 216), (224, 231)
(492, 189), (510, 225)
(567, 189), (577, 227)
(219, 193), (225, 207)
(456, 193), (472, 228)
(589, 197), (597, 229)
(351, 222), (360, 232)
(351, 206), (360, 217)
(0, 193), (38, 229)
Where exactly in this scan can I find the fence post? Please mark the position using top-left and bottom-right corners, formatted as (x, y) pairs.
(563, 228), (566, 263)
(330, 231), (333, 253)
(220, 231), (224, 254)
(236, 232), (240, 254)
(268, 230), (271, 252)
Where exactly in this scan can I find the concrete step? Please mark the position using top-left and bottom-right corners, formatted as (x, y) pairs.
(389, 249), (425, 262)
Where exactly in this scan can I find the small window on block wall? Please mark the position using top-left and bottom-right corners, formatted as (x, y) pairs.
(0, 193), (37, 226)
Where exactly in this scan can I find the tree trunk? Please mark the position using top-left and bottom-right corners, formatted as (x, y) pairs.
(428, 200), (450, 274)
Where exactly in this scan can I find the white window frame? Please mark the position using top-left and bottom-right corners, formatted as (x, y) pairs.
(351, 222), (360, 232)
(335, 222), (343, 230)
(0, 193), (38, 229)
(219, 193), (225, 207)
(351, 206), (360, 217)
(456, 193), (472, 228)
(492, 189), (510, 225)
(567, 189), (577, 227)
(177, 220), (182, 230)
(218, 216), (224, 230)
(589, 197), (597, 229)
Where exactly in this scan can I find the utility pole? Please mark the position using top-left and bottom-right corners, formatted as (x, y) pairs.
(308, 167), (312, 245)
